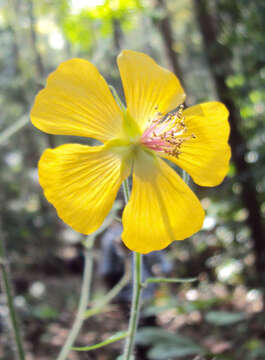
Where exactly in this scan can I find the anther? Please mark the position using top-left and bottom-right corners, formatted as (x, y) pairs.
(141, 105), (196, 158)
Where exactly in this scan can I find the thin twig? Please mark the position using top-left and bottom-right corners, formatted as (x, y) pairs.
(142, 276), (197, 287)
(123, 252), (142, 360)
(0, 115), (28, 145)
(56, 238), (95, 360)
(0, 233), (25, 360)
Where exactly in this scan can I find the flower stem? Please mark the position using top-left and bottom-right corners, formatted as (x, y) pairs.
(182, 169), (190, 185)
(123, 252), (142, 360)
(0, 235), (25, 360)
(56, 238), (95, 360)
(122, 178), (130, 203)
(122, 178), (143, 360)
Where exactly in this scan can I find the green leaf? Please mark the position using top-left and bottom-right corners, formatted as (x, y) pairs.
(148, 343), (202, 359)
(142, 297), (180, 317)
(205, 311), (246, 326)
(72, 331), (128, 351)
(143, 304), (175, 317)
(135, 327), (199, 345)
(250, 347), (265, 359)
(135, 327), (203, 359)
(32, 305), (58, 320)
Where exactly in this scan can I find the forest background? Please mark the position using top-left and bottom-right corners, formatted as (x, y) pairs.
(0, 0), (264, 359)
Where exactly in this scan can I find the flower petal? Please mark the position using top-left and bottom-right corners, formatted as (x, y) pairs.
(31, 59), (123, 142)
(39, 144), (129, 234)
(165, 102), (231, 187)
(117, 50), (186, 131)
(122, 151), (204, 253)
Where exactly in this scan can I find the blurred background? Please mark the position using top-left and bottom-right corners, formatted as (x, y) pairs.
(0, 0), (264, 359)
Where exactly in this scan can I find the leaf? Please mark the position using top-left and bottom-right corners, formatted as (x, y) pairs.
(32, 305), (58, 320)
(205, 311), (246, 326)
(135, 327), (203, 359)
(148, 343), (202, 359)
(138, 327), (196, 345)
(250, 347), (265, 359)
(143, 304), (177, 317)
(72, 331), (128, 351)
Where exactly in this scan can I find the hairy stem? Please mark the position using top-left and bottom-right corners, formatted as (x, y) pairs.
(122, 178), (143, 360)
(123, 252), (142, 360)
(56, 238), (95, 360)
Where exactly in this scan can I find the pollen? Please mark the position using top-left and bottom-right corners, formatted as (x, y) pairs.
(141, 105), (196, 157)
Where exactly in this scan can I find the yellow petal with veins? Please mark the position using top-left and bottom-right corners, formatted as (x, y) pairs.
(39, 144), (130, 234)
(31, 59), (123, 143)
(165, 102), (231, 186)
(117, 50), (186, 132)
(122, 150), (204, 253)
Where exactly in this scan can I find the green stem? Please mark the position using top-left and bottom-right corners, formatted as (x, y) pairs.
(143, 277), (197, 286)
(182, 169), (190, 185)
(56, 238), (95, 360)
(122, 178), (130, 203)
(123, 252), (142, 360)
(0, 115), (28, 145)
(0, 237), (25, 360)
(122, 178), (143, 360)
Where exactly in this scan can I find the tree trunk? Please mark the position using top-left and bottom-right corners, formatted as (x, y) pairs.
(7, 0), (23, 77)
(112, 17), (123, 51)
(154, 0), (185, 87)
(27, 0), (55, 148)
(193, 0), (265, 285)
(28, 0), (45, 78)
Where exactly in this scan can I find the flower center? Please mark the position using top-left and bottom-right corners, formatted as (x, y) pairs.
(140, 105), (195, 157)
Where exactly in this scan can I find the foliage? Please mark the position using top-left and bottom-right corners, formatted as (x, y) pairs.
(136, 327), (204, 359)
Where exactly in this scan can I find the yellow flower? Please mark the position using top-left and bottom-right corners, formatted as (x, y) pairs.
(31, 50), (231, 254)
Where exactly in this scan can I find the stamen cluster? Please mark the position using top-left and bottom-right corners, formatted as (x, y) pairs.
(141, 105), (195, 157)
